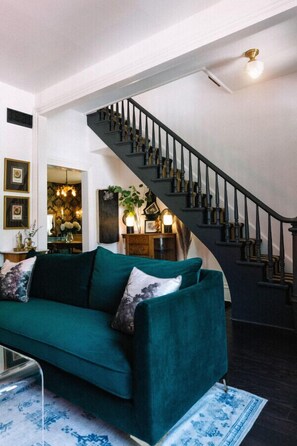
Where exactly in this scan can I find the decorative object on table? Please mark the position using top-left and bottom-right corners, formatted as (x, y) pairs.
(160, 208), (174, 233)
(143, 190), (160, 220)
(56, 169), (77, 197)
(108, 184), (145, 233)
(60, 221), (81, 243)
(4, 196), (29, 229)
(0, 381), (266, 446)
(175, 217), (192, 259)
(4, 158), (30, 192)
(98, 189), (119, 243)
(144, 219), (158, 233)
(14, 231), (24, 251)
(23, 219), (41, 251)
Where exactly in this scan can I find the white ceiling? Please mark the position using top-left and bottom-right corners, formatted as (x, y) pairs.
(1, 1), (296, 95)
(0, 0), (220, 93)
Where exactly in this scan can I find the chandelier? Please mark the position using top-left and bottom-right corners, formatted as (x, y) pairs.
(56, 170), (76, 197)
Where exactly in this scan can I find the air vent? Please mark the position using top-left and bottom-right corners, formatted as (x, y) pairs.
(7, 108), (33, 128)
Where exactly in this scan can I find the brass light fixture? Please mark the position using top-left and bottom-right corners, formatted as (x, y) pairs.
(244, 48), (264, 79)
(56, 170), (76, 197)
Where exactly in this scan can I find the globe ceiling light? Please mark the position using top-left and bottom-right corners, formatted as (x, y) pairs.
(244, 49), (264, 79)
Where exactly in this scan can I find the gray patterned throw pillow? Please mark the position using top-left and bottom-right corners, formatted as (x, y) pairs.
(111, 266), (182, 334)
(0, 257), (36, 303)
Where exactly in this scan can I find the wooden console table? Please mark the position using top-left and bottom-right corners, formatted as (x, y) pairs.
(123, 233), (177, 261)
(0, 250), (47, 263)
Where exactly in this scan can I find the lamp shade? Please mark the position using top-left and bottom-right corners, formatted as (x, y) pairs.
(161, 208), (174, 233)
(126, 212), (135, 234)
(245, 59), (264, 79)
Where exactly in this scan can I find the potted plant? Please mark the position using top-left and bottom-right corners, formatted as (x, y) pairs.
(108, 184), (144, 233)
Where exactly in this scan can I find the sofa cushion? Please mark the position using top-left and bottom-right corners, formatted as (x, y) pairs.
(112, 267), (182, 334)
(0, 257), (36, 303)
(89, 247), (202, 313)
(0, 298), (133, 399)
(29, 250), (96, 307)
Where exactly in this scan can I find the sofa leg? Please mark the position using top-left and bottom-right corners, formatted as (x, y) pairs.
(130, 435), (150, 445)
(222, 378), (228, 393)
(130, 434), (164, 446)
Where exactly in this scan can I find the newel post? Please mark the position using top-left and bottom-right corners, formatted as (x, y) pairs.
(289, 222), (297, 331)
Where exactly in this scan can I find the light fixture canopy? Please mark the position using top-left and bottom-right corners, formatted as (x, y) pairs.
(56, 170), (77, 197)
(244, 48), (264, 79)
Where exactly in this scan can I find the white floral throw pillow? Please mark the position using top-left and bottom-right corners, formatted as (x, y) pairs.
(0, 257), (36, 303)
(111, 266), (182, 334)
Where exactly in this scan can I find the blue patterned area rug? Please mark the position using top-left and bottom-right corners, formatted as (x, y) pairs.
(0, 381), (266, 446)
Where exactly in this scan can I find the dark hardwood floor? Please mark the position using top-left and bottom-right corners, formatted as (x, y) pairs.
(226, 306), (297, 445)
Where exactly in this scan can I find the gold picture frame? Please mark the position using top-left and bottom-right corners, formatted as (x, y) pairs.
(4, 196), (29, 229)
(4, 158), (30, 193)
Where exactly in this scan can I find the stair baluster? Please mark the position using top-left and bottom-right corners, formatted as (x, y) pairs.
(165, 133), (170, 178)
(188, 153), (193, 208)
(180, 145), (185, 193)
(172, 139), (177, 193)
(234, 188), (240, 242)
(115, 102), (120, 131)
(267, 215), (274, 281)
(215, 173), (220, 225)
(138, 111), (142, 152)
(158, 126), (163, 178)
(110, 104), (114, 131)
(279, 222), (285, 284)
(224, 180), (230, 242)
(131, 105), (137, 153)
(151, 122), (156, 165)
(195, 159), (202, 208)
(255, 205), (262, 261)
(244, 197), (251, 261)
(121, 101), (125, 141)
(205, 166), (211, 224)
(144, 116), (149, 165)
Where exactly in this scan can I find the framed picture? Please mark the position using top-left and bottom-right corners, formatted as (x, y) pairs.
(145, 219), (158, 233)
(4, 196), (29, 229)
(4, 158), (30, 192)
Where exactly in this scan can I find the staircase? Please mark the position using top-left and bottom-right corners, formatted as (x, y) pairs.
(87, 98), (297, 331)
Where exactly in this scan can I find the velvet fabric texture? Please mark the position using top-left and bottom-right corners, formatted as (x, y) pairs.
(132, 269), (228, 443)
(89, 247), (202, 313)
(29, 250), (96, 307)
(0, 298), (133, 399)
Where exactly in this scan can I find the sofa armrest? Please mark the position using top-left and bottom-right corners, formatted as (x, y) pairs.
(133, 269), (228, 443)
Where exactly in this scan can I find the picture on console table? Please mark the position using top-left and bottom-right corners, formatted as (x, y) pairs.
(145, 219), (158, 233)
(4, 196), (29, 229)
(4, 158), (30, 192)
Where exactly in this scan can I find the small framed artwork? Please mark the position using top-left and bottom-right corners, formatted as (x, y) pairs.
(4, 196), (29, 229)
(4, 158), (30, 192)
(145, 219), (158, 233)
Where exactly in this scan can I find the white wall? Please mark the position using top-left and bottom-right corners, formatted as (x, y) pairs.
(135, 71), (297, 217)
(0, 81), (34, 259)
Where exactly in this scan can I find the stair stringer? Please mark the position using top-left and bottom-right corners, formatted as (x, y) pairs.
(87, 114), (294, 331)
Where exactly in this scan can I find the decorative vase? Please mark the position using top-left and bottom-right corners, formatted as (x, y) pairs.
(65, 232), (74, 243)
(25, 237), (34, 251)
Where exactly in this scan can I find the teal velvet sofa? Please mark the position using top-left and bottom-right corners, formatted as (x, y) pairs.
(0, 246), (228, 445)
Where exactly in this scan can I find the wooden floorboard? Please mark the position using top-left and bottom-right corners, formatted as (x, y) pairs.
(226, 306), (297, 445)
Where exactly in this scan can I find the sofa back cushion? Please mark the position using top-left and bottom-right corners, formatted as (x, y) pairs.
(29, 250), (96, 307)
(89, 247), (202, 313)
